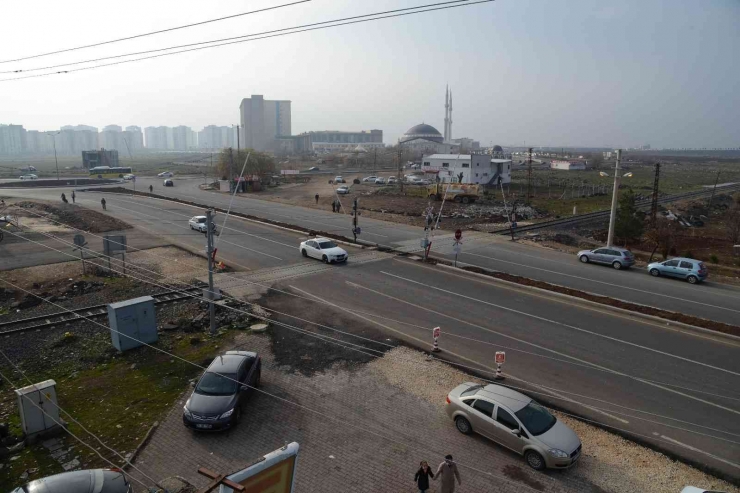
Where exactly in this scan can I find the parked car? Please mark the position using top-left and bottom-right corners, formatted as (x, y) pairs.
(577, 246), (635, 270)
(446, 382), (581, 470)
(308, 166), (320, 171)
(362, 176), (378, 183)
(158, 171), (173, 177)
(19, 174), (38, 180)
(123, 174), (135, 180)
(375, 177), (386, 185)
(334, 176), (345, 183)
(387, 176), (398, 184)
(300, 237), (348, 264)
(647, 257), (708, 284)
(163, 179), (174, 187)
(336, 185), (350, 194)
(183, 351), (261, 431)
(11, 468), (133, 493)
(188, 215), (212, 233)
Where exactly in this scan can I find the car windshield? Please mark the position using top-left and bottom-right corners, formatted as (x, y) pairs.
(514, 401), (556, 436)
(460, 384), (483, 397)
(195, 372), (237, 396)
(196, 218), (206, 223)
(318, 241), (337, 249)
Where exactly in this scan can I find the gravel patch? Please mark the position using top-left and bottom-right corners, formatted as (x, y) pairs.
(368, 347), (739, 493)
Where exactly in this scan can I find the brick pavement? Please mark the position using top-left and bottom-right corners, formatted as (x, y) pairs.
(129, 332), (603, 493)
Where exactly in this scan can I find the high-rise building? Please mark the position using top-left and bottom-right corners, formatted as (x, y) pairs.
(25, 130), (53, 153)
(172, 126), (195, 151)
(100, 125), (123, 150)
(0, 124), (26, 154)
(123, 126), (144, 151)
(198, 125), (238, 149)
(239, 95), (291, 152)
(144, 126), (173, 150)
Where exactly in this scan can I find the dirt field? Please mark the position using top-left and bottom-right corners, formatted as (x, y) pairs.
(12, 200), (131, 233)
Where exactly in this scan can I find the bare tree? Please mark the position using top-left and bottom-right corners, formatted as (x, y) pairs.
(727, 194), (740, 244)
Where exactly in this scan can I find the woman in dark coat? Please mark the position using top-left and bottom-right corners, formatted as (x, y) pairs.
(414, 460), (434, 492)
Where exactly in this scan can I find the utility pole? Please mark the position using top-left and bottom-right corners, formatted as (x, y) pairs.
(206, 210), (216, 335)
(397, 142), (404, 192)
(526, 147), (533, 204)
(707, 169), (721, 217)
(606, 149), (622, 247)
(48, 132), (60, 181)
(228, 148), (234, 192)
(650, 162), (661, 225)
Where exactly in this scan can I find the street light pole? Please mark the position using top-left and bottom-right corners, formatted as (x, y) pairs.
(48, 131), (60, 180)
(606, 149), (622, 247)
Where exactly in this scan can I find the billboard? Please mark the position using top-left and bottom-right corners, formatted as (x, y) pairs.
(220, 442), (299, 493)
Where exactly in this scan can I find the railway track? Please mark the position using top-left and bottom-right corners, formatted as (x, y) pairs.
(0, 287), (202, 336)
(492, 183), (740, 235)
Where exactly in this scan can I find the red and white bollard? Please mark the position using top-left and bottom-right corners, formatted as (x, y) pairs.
(432, 326), (441, 353)
(495, 351), (506, 380)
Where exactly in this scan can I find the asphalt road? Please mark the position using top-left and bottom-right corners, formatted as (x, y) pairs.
(282, 257), (740, 480)
(87, 175), (740, 326)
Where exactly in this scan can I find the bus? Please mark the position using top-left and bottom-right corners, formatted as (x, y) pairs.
(89, 166), (133, 178)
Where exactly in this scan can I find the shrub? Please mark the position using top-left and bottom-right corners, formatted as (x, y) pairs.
(710, 254), (719, 264)
(683, 251), (694, 259)
(353, 178), (360, 184)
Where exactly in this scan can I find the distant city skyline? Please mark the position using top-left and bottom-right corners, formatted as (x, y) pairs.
(1, 0), (738, 149)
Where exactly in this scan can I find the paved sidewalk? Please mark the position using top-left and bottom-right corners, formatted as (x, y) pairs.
(128, 332), (601, 493)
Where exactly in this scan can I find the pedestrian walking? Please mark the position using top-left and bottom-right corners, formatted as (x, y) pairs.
(315, 193), (319, 204)
(101, 197), (107, 210)
(71, 191), (76, 203)
(61, 193), (68, 204)
(434, 455), (461, 493)
(414, 461), (434, 492)
(331, 200), (336, 213)
(335, 200), (341, 213)
(149, 184), (153, 193)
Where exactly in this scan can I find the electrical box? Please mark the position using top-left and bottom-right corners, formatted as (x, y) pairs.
(15, 379), (61, 436)
(107, 296), (157, 352)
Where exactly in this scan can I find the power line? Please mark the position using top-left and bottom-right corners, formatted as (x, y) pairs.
(0, 0), (467, 74)
(14, 202), (740, 403)
(0, 0), (311, 65)
(0, 367), (156, 491)
(0, 0), (494, 82)
(0, 278), (546, 493)
(5, 227), (739, 449)
(0, 348), (163, 486)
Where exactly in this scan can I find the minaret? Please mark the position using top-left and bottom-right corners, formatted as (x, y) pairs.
(448, 90), (453, 142)
(443, 85), (450, 143)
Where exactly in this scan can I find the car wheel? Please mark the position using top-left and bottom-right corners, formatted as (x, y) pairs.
(322, 255), (329, 264)
(462, 196), (470, 204)
(453, 196), (462, 203)
(455, 416), (472, 435)
(579, 255), (589, 263)
(255, 369), (261, 387)
(612, 261), (622, 270)
(649, 268), (660, 277)
(301, 249), (308, 257)
(525, 450), (546, 470)
(687, 275), (698, 284)
(190, 225), (193, 230)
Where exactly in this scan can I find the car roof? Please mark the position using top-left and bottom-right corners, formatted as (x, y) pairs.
(192, 215), (206, 219)
(207, 353), (255, 373)
(311, 237), (332, 242)
(475, 384), (531, 412)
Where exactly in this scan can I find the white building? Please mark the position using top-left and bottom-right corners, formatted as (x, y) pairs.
(422, 153), (512, 185)
(123, 126), (144, 151)
(550, 160), (586, 171)
(239, 95), (291, 152)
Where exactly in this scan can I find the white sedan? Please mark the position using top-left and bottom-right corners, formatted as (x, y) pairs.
(189, 215), (209, 232)
(123, 174), (136, 180)
(299, 238), (348, 264)
(158, 171), (173, 177)
(336, 185), (350, 194)
(19, 174), (38, 180)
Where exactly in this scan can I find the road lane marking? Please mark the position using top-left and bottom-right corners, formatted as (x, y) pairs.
(393, 257), (740, 348)
(461, 251), (740, 313)
(380, 270), (740, 378)
(290, 284), (628, 424)
(658, 434), (740, 470)
(346, 279), (740, 417)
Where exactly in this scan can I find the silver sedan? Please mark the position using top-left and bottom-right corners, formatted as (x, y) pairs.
(446, 382), (581, 470)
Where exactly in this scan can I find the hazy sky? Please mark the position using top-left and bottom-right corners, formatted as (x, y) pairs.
(1, 0), (738, 148)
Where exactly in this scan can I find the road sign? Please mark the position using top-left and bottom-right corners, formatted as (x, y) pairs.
(103, 235), (127, 255)
(73, 234), (87, 248)
(454, 229), (462, 241)
(495, 351), (506, 364)
(433, 326), (440, 339)
(452, 242), (462, 255)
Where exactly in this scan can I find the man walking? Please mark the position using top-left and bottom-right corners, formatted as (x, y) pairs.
(149, 185), (153, 193)
(101, 197), (107, 210)
(434, 455), (461, 493)
(331, 200), (336, 213)
(315, 193), (319, 205)
(61, 193), (68, 204)
(71, 190), (76, 203)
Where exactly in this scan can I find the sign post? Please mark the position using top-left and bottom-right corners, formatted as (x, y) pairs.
(453, 229), (463, 267)
(432, 326), (441, 353)
(73, 234), (88, 274)
(494, 351), (506, 380)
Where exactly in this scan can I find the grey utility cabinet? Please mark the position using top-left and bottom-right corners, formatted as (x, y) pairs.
(15, 379), (61, 437)
(107, 296), (157, 351)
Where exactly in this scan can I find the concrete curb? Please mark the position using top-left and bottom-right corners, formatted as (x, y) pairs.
(122, 420), (158, 470)
(430, 259), (740, 343)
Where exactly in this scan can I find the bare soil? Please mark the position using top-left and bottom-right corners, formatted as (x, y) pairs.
(13, 200), (131, 233)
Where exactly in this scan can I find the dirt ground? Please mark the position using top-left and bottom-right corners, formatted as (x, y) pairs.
(11, 200), (131, 234)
